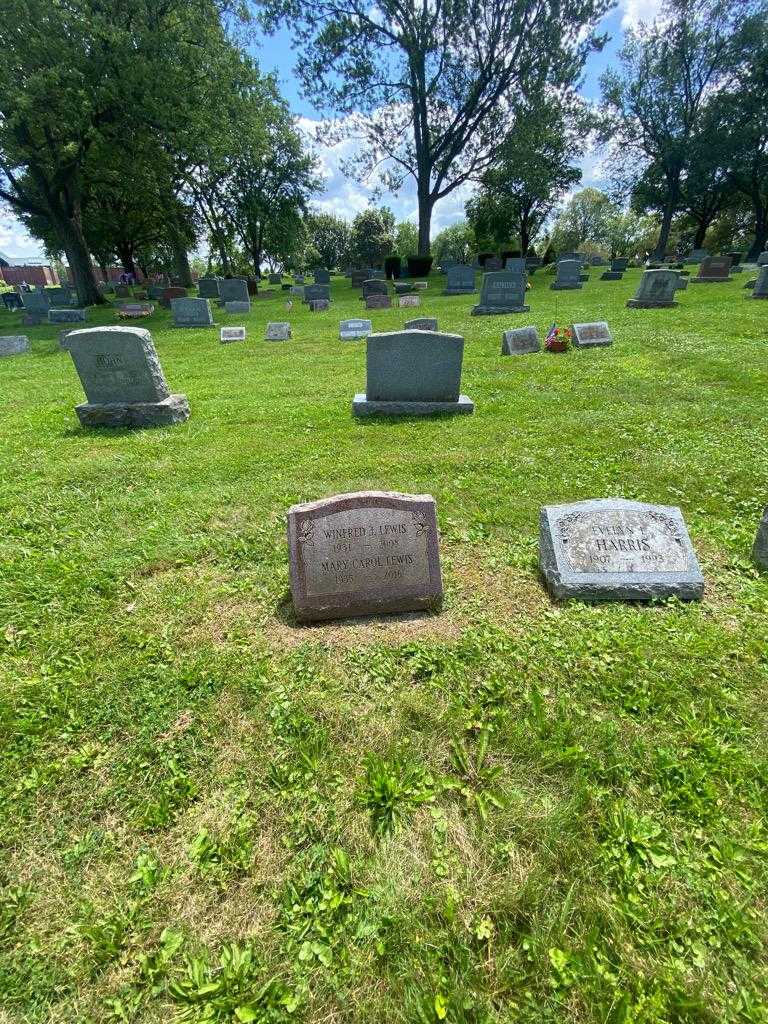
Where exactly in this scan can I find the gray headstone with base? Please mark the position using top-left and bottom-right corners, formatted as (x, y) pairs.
(353, 330), (474, 416)
(49, 308), (87, 324)
(224, 300), (251, 314)
(750, 266), (768, 299)
(23, 291), (51, 314)
(287, 490), (443, 622)
(171, 297), (214, 327)
(362, 279), (389, 300)
(443, 265), (476, 295)
(268, 273), (282, 285)
(218, 279), (249, 305)
(66, 326), (190, 428)
(752, 507), (768, 568)
(266, 322), (291, 341)
(221, 327), (246, 344)
(550, 260), (582, 291)
(366, 294), (392, 309)
(405, 318), (438, 331)
(626, 269), (679, 308)
(340, 319), (372, 340)
(571, 321), (612, 348)
(472, 270), (528, 315)
(501, 326), (539, 355)
(0, 335), (30, 357)
(304, 284), (331, 304)
(691, 256), (731, 282)
(198, 277), (221, 299)
(313, 268), (331, 284)
(540, 498), (704, 601)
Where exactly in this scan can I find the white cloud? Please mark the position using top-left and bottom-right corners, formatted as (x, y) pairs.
(0, 212), (45, 260)
(619, 0), (664, 30)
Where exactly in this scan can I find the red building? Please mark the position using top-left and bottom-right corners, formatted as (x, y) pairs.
(0, 251), (59, 287)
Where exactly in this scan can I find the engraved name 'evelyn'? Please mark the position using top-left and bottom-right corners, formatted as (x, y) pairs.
(558, 510), (688, 574)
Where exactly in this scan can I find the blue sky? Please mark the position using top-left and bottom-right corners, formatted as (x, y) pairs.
(0, 0), (658, 260)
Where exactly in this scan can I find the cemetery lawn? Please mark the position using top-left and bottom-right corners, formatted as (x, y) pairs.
(2, 270), (768, 1024)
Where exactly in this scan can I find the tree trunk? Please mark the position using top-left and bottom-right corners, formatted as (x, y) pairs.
(653, 188), (678, 260)
(692, 219), (709, 248)
(117, 243), (137, 277)
(50, 209), (104, 306)
(746, 200), (768, 260)
(170, 229), (193, 287)
(417, 191), (433, 256)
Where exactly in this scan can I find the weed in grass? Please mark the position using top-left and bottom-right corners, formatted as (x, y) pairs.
(358, 751), (436, 836)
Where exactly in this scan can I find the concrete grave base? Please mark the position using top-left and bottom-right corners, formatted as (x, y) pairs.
(471, 303), (529, 315)
(442, 288), (475, 295)
(352, 393), (474, 417)
(690, 278), (728, 284)
(75, 394), (190, 428)
(550, 283), (582, 290)
(626, 299), (678, 308)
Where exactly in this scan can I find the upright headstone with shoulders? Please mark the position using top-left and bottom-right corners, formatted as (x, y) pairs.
(757, 251), (768, 267)
(268, 273), (282, 285)
(160, 286), (187, 308)
(626, 269), (679, 308)
(442, 266), (479, 294)
(484, 256), (503, 271)
(22, 291), (51, 314)
(171, 297), (214, 327)
(472, 270), (529, 315)
(686, 248), (709, 264)
(287, 491), (443, 621)
(539, 498), (704, 601)
(66, 326), (190, 427)
(601, 258), (628, 281)
(550, 260), (582, 291)
(353, 330), (474, 416)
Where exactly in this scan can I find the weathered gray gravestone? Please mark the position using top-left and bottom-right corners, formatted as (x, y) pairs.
(309, 299), (330, 312)
(0, 335), (30, 357)
(221, 327), (246, 344)
(49, 308), (87, 324)
(366, 294), (392, 309)
(539, 498), (704, 601)
(691, 255), (732, 282)
(224, 300), (251, 314)
(485, 256), (503, 271)
(265, 322), (291, 341)
(287, 491), (443, 621)
(750, 266), (768, 299)
(626, 269), (679, 308)
(399, 294), (421, 308)
(171, 297), (213, 327)
(405, 318), (438, 331)
(218, 279), (249, 305)
(198, 278), (221, 299)
(313, 268), (331, 284)
(339, 319), (372, 340)
(686, 248), (709, 264)
(351, 269), (370, 289)
(48, 287), (74, 306)
(601, 258), (628, 281)
(443, 265), (475, 295)
(353, 330), (474, 416)
(66, 326), (190, 427)
(393, 281), (416, 295)
(550, 260), (582, 291)
(757, 251), (768, 267)
(304, 284), (331, 304)
(472, 270), (529, 315)
(362, 279), (388, 300)
(268, 273), (282, 285)
(23, 291), (51, 313)
(752, 507), (768, 568)
(571, 322), (613, 348)
(501, 326), (540, 355)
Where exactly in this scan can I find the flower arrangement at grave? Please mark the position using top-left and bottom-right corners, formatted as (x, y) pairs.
(545, 323), (572, 353)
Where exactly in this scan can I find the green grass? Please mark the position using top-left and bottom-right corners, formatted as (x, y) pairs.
(1, 269), (767, 1023)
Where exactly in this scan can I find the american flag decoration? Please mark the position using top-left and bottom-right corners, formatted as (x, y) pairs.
(545, 323), (572, 351)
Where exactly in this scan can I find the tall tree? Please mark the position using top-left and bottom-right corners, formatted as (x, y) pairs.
(0, 0), (241, 305)
(306, 212), (352, 270)
(600, 0), (758, 259)
(349, 208), (395, 266)
(258, 0), (611, 255)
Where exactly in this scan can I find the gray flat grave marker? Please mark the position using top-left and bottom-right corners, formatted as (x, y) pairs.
(540, 498), (704, 601)
(501, 326), (540, 355)
(404, 318), (438, 331)
(287, 491), (443, 622)
(550, 260), (582, 291)
(118, 303), (154, 319)
(218, 279), (249, 305)
(0, 335), (30, 357)
(353, 330), (474, 416)
(49, 308), (87, 324)
(66, 326), (190, 427)
(221, 326), (247, 343)
(224, 300), (251, 314)
(752, 507), (768, 568)
(412, 281), (428, 290)
(171, 297), (213, 327)
(398, 294), (421, 307)
(443, 265), (475, 295)
(265, 322), (291, 341)
(472, 270), (529, 315)
(626, 269), (679, 308)
(339, 318), (372, 340)
(571, 321), (612, 348)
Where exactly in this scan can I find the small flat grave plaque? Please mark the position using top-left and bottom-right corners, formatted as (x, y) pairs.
(571, 321), (612, 348)
(540, 498), (704, 601)
(501, 326), (540, 355)
(398, 294), (421, 307)
(265, 322), (291, 341)
(309, 299), (330, 312)
(49, 308), (86, 324)
(0, 335), (30, 357)
(287, 491), (443, 621)
(224, 300), (251, 314)
(221, 326), (247, 344)
(340, 319), (372, 340)
(404, 318), (438, 331)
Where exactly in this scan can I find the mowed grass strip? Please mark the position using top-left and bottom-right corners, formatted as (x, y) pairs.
(1, 270), (767, 1023)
